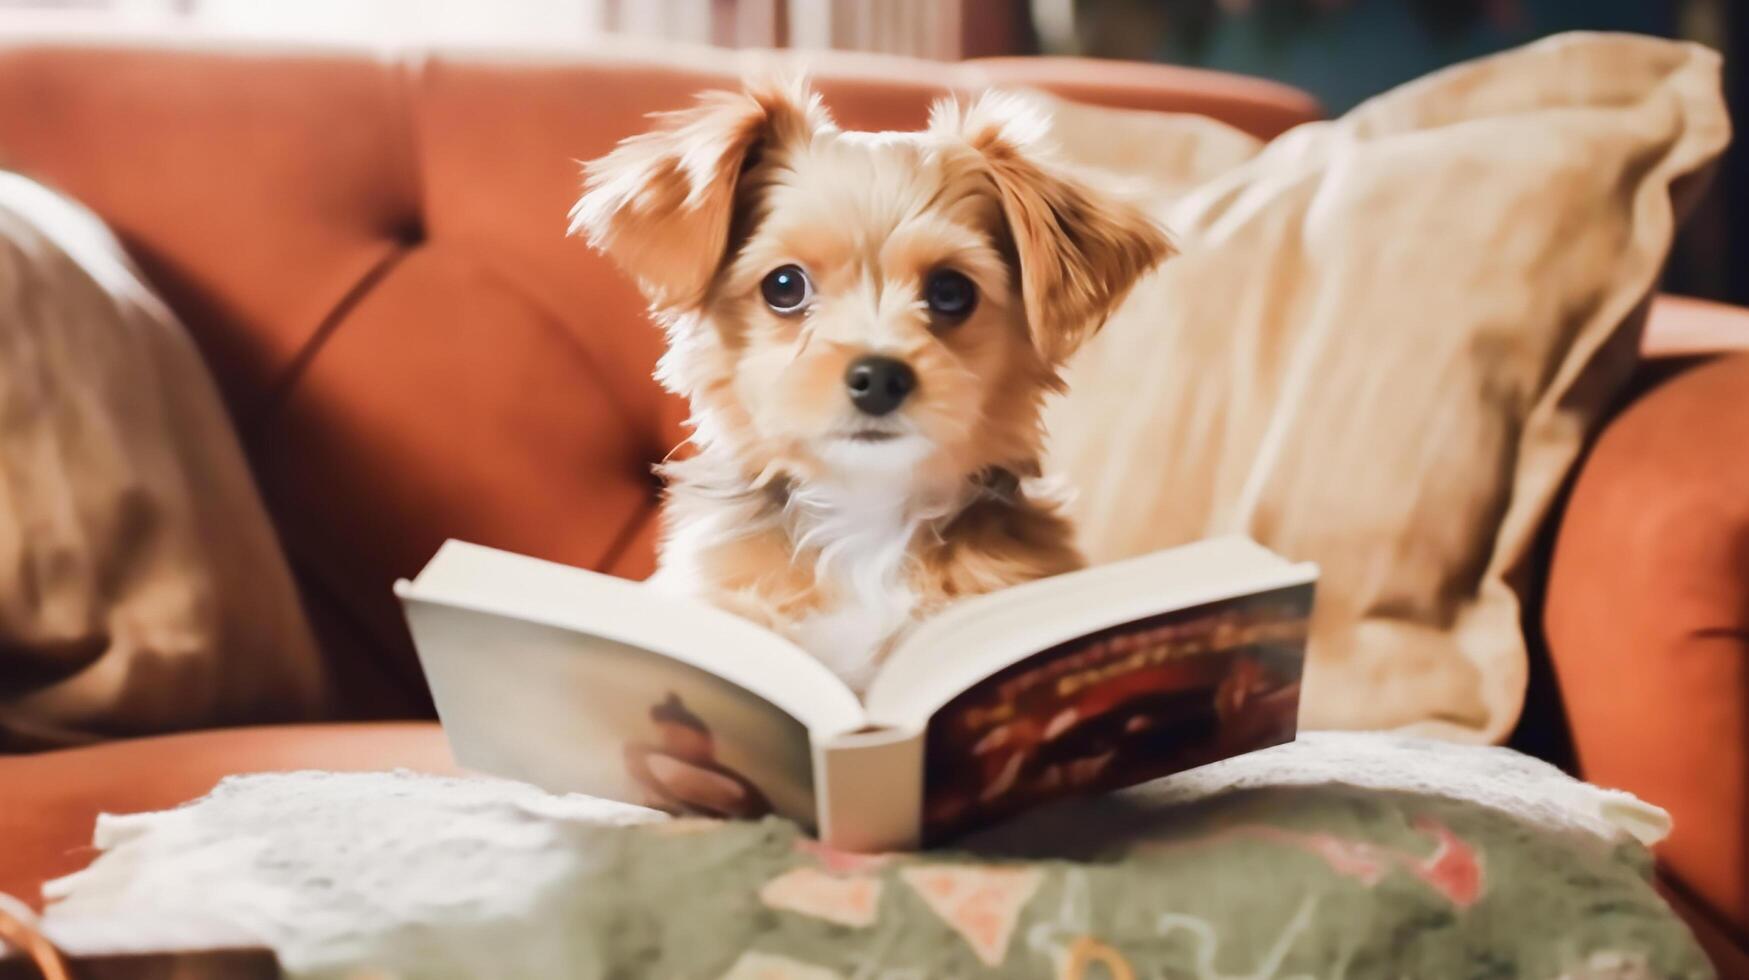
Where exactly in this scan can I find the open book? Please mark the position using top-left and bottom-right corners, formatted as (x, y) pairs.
(397, 536), (1316, 852)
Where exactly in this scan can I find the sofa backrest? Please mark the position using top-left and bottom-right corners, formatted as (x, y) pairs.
(0, 36), (1320, 711)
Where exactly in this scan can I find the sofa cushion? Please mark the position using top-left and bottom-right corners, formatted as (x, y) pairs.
(0, 175), (327, 750)
(1041, 32), (1730, 743)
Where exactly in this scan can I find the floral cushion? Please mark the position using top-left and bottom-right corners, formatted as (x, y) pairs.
(579, 788), (1700, 979)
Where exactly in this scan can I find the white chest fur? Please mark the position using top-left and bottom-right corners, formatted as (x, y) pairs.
(783, 477), (924, 694)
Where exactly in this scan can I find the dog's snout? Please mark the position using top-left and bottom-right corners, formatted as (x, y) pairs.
(845, 356), (916, 416)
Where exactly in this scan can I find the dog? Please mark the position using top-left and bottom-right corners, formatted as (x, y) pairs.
(573, 79), (1171, 692)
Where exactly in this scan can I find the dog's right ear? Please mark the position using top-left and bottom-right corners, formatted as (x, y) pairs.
(570, 79), (830, 311)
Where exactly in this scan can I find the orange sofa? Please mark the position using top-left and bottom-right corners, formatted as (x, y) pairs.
(0, 37), (1743, 972)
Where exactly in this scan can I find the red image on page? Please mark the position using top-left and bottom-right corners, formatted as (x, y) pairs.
(921, 585), (1312, 843)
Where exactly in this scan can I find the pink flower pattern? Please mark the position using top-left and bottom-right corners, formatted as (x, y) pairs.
(1147, 816), (1484, 908)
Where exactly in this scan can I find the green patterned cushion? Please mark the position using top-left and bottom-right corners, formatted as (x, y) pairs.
(40, 734), (1709, 979)
(574, 787), (1702, 979)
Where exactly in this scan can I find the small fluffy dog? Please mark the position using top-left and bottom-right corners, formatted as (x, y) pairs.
(574, 80), (1170, 691)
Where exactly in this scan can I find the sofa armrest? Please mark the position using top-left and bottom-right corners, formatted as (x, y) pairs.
(0, 723), (456, 910)
(1545, 350), (1749, 941)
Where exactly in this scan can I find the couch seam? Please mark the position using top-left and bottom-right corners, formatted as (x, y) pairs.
(598, 497), (662, 577)
(462, 242), (664, 462)
(238, 242), (413, 444)
(239, 54), (426, 443)
(390, 50), (664, 468)
(393, 49), (432, 242)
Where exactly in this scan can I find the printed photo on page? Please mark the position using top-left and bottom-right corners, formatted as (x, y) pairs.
(410, 604), (819, 827)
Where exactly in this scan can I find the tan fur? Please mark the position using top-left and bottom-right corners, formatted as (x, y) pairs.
(575, 81), (1170, 689)
(932, 93), (1177, 363)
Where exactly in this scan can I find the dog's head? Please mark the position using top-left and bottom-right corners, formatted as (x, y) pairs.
(573, 80), (1170, 496)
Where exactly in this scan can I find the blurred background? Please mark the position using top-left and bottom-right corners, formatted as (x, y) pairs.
(2, 0), (1739, 299)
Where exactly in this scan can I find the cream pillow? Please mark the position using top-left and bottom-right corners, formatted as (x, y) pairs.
(1042, 33), (1729, 742)
(0, 174), (328, 750)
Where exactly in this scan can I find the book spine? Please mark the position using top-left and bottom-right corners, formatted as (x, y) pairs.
(811, 726), (925, 853)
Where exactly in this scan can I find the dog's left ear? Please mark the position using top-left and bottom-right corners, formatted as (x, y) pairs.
(571, 79), (831, 311)
(934, 93), (1173, 364)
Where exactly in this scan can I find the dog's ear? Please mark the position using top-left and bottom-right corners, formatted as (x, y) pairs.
(571, 78), (831, 311)
(933, 92), (1172, 364)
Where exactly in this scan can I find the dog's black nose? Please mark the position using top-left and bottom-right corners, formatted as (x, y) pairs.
(845, 356), (916, 416)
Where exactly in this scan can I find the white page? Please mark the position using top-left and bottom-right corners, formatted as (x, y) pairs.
(405, 599), (827, 824)
(400, 541), (865, 736)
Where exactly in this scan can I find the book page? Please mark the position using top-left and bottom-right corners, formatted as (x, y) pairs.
(404, 598), (824, 829)
(404, 541), (865, 735)
(915, 583), (1314, 844)
(865, 536), (1314, 726)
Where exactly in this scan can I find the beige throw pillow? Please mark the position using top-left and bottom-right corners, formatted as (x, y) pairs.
(1042, 33), (1729, 742)
(0, 174), (327, 750)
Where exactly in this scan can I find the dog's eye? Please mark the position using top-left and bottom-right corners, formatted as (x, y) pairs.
(760, 265), (812, 314)
(925, 270), (977, 321)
